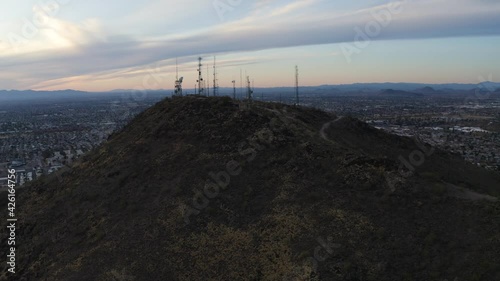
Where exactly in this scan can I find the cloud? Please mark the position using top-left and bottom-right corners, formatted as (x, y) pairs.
(2, 0), (500, 90)
(270, 0), (318, 17)
(1, 15), (108, 57)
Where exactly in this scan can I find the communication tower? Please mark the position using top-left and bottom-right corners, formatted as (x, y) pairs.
(197, 57), (204, 96)
(232, 80), (236, 99)
(295, 65), (299, 105)
(247, 76), (253, 101)
(173, 58), (183, 97)
(213, 56), (218, 96)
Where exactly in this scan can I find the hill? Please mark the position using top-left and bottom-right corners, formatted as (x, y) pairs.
(415, 86), (437, 93)
(378, 89), (424, 97)
(1, 96), (499, 281)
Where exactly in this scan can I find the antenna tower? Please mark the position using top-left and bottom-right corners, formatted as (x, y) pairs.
(232, 80), (236, 99)
(207, 64), (210, 96)
(247, 76), (253, 101)
(213, 56), (218, 96)
(295, 65), (299, 105)
(197, 57), (204, 96)
(174, 58), (183, 97)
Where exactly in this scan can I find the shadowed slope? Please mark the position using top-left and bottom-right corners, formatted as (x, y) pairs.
(1, 96), (499, 281)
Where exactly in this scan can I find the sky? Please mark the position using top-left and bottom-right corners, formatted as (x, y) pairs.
(0, 0), (499, 91)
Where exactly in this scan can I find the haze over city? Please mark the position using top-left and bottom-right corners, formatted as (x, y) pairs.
(1, 0), (500, 91)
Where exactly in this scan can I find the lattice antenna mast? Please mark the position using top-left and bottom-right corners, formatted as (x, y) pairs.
(295, 65), (299, 105)
(232, 80), (236, 99)
(207, 64), (210, 96)
(213, 56), (218, 97)
(247, 76), (253, 101)
(197, 57), (204, 96)
(174, 58), (183, 96)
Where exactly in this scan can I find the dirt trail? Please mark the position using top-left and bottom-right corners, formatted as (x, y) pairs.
(320, 116), (343, 141)
(445, 183), (498, 202)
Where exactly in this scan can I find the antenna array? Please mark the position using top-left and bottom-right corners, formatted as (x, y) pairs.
(174, 58), (183, 97)
(197, 57), (204, 96)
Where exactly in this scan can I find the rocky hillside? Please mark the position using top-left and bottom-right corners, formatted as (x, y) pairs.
(1, 96), (499, 281)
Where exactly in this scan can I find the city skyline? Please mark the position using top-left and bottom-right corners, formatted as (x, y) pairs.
(1, 0), (500, 91)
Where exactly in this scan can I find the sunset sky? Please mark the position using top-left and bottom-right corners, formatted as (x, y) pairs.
(1, 0), (499, 91)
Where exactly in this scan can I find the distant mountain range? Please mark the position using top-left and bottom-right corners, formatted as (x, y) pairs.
(378, 89), (424, 97)
(0, 89), (92, 102)
(1, 82), (500, 102)
(315, 82), (500, 91)
(0, 89), (169, 102)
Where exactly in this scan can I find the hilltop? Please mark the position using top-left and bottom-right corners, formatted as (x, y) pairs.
(378, 89), (424, 97)
(1, 96), (499, 281)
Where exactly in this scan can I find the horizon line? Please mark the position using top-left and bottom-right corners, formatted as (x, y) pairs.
(2, 81), (500, 93)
